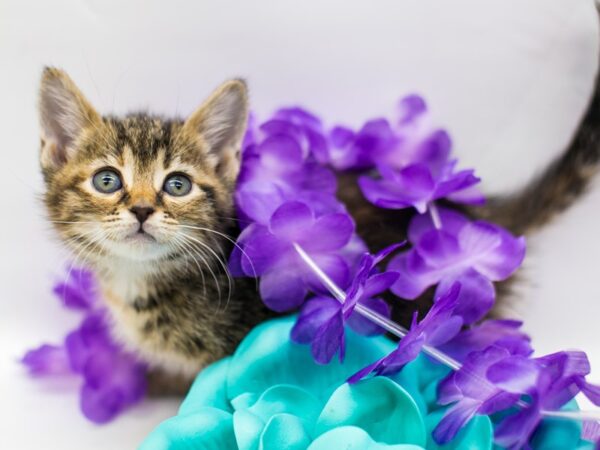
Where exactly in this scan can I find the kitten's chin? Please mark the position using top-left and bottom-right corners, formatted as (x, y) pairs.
(103, 234), (173, 262)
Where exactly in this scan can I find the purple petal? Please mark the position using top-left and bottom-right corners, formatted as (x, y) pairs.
(304, 254), (350, 294)
(228, 224), (259, 276)
(415, 229), (461, 267)
(486, 356), (540, 394)
(433, 400), (481, 445)
(494, 401), (541, 450)
(447, 184), (486, 205)
(82, 351), (146, 403)
(388, 251), (435, 299)
(347, 297), (391, 336)
(259, 119), (302, 140)
(441, 346), (511, 402)
(259, 267), (307, 312)
(398, 94), (427, 124)
(257, 134), (304, 172)
(353, 119), (397, 163)
(300, 213), (354, 252)
(441, 320), (533, 362)
(80, 354), (146, 425)
(241, 226), (289, 275)
(80, 383), (126, 424)
(415, 130), (452, 177)
(377, 334), (426, 376)
(422, 284), (463, 346)
(457, 222), (502, 263)
(269, 202), (314, 241)
(582, 420), (600, 443)
(296, 162), (338, 194)
(21, 344), (71, 376)
(579, 380), (600, 406)
(339, 235), (369, 272)
(235, 182), (287, 224)
(427, 315), (464, 347)
(358, 164), (435, 213)
(312, 312), (345, 364)
(436, 270), (495, 325)
(361, 272), (399, 298)
(329, 126), (354, 148)
(464, 222), (526, 281)
(373, 242), (406, 263)
(347, 359), (383, 384)
(408, 207), (468, 244)
(53, 268), (96, 310)
(305, 127), (328, 162)
(275, 107), (322, 128)
(291, 296), (340, 344)
(433, 170), (481, 201)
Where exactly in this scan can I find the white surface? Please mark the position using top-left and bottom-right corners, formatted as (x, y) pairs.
(1, 0), (599, 448)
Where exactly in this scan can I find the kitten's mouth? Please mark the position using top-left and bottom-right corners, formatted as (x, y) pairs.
(126, 228), (157, 243)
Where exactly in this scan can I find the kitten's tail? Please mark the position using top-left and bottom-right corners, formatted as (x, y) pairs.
(472, 65), (600, 235)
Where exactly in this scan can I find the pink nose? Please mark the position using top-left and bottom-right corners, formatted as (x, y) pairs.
(129, 206), (155, 224)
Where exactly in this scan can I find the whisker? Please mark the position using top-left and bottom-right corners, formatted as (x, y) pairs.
(61, 229), (105, 297)
(171, 235), (208, 299)
(178, 234), (223, 307)
(176, 224), (258, 282)
(179, 232), (233, 313)
(50, 220), (99, 225)
(178, 234), (228, 313)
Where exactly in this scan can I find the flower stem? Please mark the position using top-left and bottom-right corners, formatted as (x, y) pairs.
(292, 242), (600, 426)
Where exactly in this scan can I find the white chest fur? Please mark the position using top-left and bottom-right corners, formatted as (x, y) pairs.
(97, 260), (205, 377)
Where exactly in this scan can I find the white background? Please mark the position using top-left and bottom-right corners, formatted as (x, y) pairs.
(1, 0), (599, 448)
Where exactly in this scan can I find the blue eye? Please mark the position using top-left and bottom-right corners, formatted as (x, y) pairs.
(92, 169), (122, 194)
(163, 173), (192, 197)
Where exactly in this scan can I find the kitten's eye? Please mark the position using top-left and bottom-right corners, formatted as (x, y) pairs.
(92, 169), (122, 194)
(163, 173), (192, 197)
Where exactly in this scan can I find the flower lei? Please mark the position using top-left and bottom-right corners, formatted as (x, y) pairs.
(229, 97), (600, 449)
(22, 96), (600, 448)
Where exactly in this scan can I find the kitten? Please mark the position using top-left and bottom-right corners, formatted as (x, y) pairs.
(38, 66), (600, 390)
(39, 68), (273, 388)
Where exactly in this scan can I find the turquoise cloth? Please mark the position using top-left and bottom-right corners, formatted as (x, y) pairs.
(140, 316), (592, 449)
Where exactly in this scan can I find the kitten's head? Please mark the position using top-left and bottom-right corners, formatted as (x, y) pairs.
(38, 67), (248, 267)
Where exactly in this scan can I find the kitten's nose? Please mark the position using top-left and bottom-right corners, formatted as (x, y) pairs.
(130, 206), (155, 224)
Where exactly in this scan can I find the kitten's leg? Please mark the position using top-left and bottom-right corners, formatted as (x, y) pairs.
(146, 368), (194, 397)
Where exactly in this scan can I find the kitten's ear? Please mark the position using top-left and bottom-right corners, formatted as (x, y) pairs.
(38, 67), (102, 170)
(182, 79), (249, 185)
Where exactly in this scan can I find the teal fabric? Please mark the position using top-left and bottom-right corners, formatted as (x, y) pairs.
(140, 316), (591, 449)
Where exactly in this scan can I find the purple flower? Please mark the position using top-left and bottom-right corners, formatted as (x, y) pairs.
(389, 207), (525, 324)
(434, 346), (600, 448)
(53, 268), (97, 310)
(261, 106), (328, 161)
(359, 163), (482, 214)
(79, 345), (147, 424)
(357, 95), (484, 212)
(583, 421), (600, 446)
(21, 344), (71, 376)
(440, 319), (533, 362)
(384, 95), (452, 172)
(494, 351), (600, 449)
(434, 345), (529, 444)
(323, 119), (397, 170)
(22, 269), (147, 423)
(290, 244), (402, 364)
(232, 201), (355, 312)
(348, 283), (463, 383)
(236, 132), (341, 225)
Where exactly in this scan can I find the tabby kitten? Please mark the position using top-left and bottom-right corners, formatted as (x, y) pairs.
(39, 68), (272, 383)
(39, 64), (600, 388)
